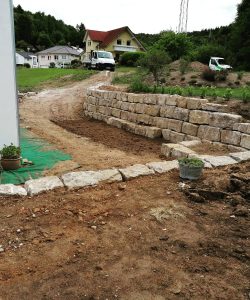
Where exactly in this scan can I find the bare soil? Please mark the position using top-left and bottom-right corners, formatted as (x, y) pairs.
(0, 162), (249, 299)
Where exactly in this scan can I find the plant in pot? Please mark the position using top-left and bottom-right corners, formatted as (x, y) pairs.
(178, 157), (204, 180)
(0, 143), (21, 171)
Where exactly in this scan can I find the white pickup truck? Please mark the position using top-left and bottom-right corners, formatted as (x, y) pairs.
(209, 57), (232, 71)
(83, 50), (115, 71)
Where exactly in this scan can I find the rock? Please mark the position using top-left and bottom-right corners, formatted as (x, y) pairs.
(91, 169), (123, 183)
(240, 134), (250, 150)
(25, 176), (64, 196)
(221, 130), (241, 146)
(61, 171), (99, 189)
(145, 127), (162, 138)
(189, 110), (211, 125)
(181, 122), (199, 136)
(119, 164), (154, 180)
(197, 125), (221, 142)
(233, 123), (250, 134)
(167, 119), (183, 133)
(118, 183), (126, 190)
(160, 143), (195, 158)
(179, 140), (201, 147)
(0, 247), (4, 253)
(146, 160), (178, 173)
(0, 184), (27, 196)
(209, 112), (242, 129)
(187, 192), (205, 203)
(201, 103), (227, 112)
(229, 151), (250, 162)
(187, 98), (208, 110)
(202, 155), (237, 167)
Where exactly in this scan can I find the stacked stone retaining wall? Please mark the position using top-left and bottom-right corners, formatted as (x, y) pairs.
(84, 87), (250, 151)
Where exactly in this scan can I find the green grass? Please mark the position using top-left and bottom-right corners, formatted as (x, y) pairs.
(115, 66), (137, 73)
(16, 68), (95, 92)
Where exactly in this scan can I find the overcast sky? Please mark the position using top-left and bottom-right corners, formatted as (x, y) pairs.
(13, 0), (241, 34)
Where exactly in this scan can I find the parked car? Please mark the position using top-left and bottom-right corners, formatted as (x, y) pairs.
(209, 57), (232, 71)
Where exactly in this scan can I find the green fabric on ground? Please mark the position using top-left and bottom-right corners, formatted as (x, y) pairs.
(0, 129), (71, 184)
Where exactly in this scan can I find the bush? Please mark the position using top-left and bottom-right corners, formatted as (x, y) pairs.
(179, 58), (189, 75)
(224, 88), (233, 101)
(119, 52), (145, 67)
(178, 157), (204, 168)
(49, 62), (55, 68)
(194, 44), (227, 64)
(215, 70), (228, 81)
(202, 68), (216, 81)
(129, 75), (150, 93)
(23, 63), (30, 68)
(0, 143), (21, 159)
(71, 59), (82, 68)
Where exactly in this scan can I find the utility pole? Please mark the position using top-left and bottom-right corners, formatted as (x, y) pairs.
(178, 0), (189, 33)
(0, 0), (19, 148)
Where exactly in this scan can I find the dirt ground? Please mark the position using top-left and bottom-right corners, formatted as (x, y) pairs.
(0, 162), (249, 299)
(19, 73), (162, 173)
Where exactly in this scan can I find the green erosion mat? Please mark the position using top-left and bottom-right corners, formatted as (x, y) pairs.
(0, 129), (71, 185)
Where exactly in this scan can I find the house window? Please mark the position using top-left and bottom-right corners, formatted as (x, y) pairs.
(117, 39), (122, 45)
(127, 40), (131, 46)
(62, 55), (67, 59)
(88, 41), (91, 46)
(41, 55), (45, 59)
(48, 56), (51, 60)
(54, 55), (58, 60)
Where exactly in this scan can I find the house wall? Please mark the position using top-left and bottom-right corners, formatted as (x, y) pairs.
(38, 54), (79, 68)
(83, 88), (250, 151)
(16, 53), (25, 65)
(16, 53), (38, 68)
(85, 33), (100, 57)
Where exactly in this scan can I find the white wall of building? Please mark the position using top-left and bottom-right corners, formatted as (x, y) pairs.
(38, 54), (79, 68)
(0, 0), (19, 148)
(16, 53), (38, 68)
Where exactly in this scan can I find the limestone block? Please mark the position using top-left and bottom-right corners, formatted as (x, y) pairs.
(227, 145), (245, 152)
(121, 93), (128, 102)
(146, 160), (178, 173)
(144, 95), (157, 105)
(119, 164), (155, 180)
(126, 112), (138, 123)
(145, 127), (162, 139)
(165, 96), (177, 106)
(98, 106), (106, 114)
(233, 123), (250, 134)
(61, 171), (98, 189)
(120, 102), (130, 111)
(201, 103), (227, 112)
(134, 124), (146, 136)
(137, 114), (153, 125)
(240, 134), (250, 149)
(157, 95), (167, 106)
(182, 122), (199, 136)
(176, 96), (187, 108)
(209, 113), (242, 129)
(169, 131), (185, 143)
(201, 155), (237, 167)
(120, 111), (129, 120)
(135, 103), (145, 114)
(153, 117), (169, 129)
(123, 121), (136, 133)
(221, 130), (241, 146)
(88, 104), (97, 113)
(173, 107), (189, 121)
(107, 117), (124, 128)
(168, 119), (183, 132)
(184, 135), (201, 141)
(189, 110), (211, 125)
(0, 184), (27, 196)
(99, 99), (106, 106)
(161, 143), (173, 157)
(180, 140), (201, 147)
(104, 107), (112, 116)
(229, 151), (250, 162)
(160, 106), (175, 118)
(162, 129), (171, 141)
(115, 92), (122, 101)
(170, 144), (196, 158)
(128, 103), (136, 113)
(110, 98), (117, 107)
(144, 105), (160, 117)
(111, 108), (121, 118)
(108, 91), (117, 99)
(88, 96), (96, 105)
(91, 169), (123, 183)
(127, 93), (143, 103)
(25, 176), (64, 196)
(187, 98), (208, 110)
(197, 125), (221, 142)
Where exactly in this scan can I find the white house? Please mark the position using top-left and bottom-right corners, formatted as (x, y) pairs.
(37, 46), (82, 68)
(16, 51), (38, 68)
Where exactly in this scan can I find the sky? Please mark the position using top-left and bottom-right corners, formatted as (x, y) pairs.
(13, 0), (242, 34)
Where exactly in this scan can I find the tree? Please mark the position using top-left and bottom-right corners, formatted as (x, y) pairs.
(139, 49), (171, 84)
(230, 0), (250, 70)
(37, 32), (52, 48)
(194, 44), (228, 64)
(155, 31), (193, 61)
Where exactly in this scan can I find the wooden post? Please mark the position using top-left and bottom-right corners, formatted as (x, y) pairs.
(0, 0), (19, 148)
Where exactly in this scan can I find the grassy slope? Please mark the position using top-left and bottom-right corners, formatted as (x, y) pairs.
(17, 68), (95, 92)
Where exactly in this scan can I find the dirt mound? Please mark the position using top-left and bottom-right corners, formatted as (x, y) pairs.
(169, 59), (181, 71)
(190, 61), (207, 72)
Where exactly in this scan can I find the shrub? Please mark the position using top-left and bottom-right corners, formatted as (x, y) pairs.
(129, 75), (150, 93)
(210, 87), (217, 100)
(49, 62), (55, 68)
(224, 88), (233, 101)
(71, 59), (82, 68)
(215, 70), (228, 81)
(120, 52), (145, 67)
(178, 157), (204, 168)
(23, 63), (30, 68)
(179, 58), (189, 75)
(194, 44), (227, 64)
(200, 87), (208, 99)
(187, 87), (194, 96)
(242, 90), (250, 103)
(202, 68), (216, 81)
(0, 143), (21, 159)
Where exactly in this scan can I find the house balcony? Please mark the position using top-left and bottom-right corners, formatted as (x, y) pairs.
(113, 45), (138, 52)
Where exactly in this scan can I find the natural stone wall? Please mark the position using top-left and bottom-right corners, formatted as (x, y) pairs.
(84, 87), (250, 150)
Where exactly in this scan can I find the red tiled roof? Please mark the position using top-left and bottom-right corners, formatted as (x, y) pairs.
(87, 26), (129, 47)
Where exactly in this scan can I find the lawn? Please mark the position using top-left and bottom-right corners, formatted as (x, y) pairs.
(16, 68), (95, 92)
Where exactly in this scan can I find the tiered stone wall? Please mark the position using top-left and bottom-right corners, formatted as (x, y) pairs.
(84, 87), (250, 151)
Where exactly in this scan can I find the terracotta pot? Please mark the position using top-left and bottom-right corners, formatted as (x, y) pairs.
(0, 158), (21, 171)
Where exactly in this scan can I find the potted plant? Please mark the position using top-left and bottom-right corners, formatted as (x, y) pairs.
(178, 157), (204, 180)
(0, 143), (21, 171)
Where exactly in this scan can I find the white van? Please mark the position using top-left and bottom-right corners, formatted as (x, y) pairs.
(84, 51), (115, 71)
(209, 57), (232, 71)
